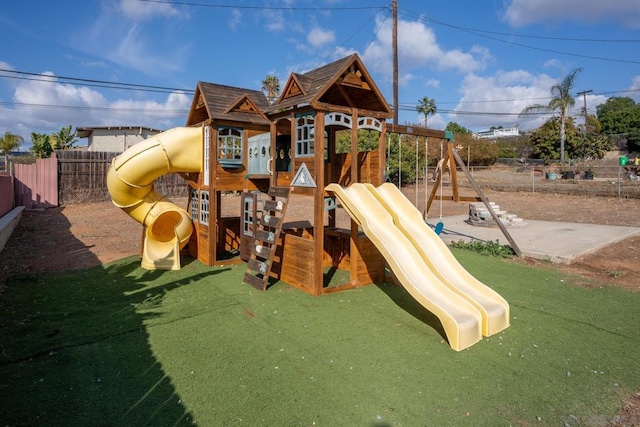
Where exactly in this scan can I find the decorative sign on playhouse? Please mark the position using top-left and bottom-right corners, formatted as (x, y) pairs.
(290, 163), (317, 188)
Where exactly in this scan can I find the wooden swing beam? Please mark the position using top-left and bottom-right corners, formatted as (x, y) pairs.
(427, 141), (523, 257)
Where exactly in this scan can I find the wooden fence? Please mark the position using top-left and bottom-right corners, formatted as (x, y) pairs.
(0, 174), (14, 217)
(13, 154), (58, 209)
(9, 151), (189, 209)
(56, 150), (189, 204)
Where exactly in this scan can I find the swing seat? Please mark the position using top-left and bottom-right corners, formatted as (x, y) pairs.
(427, 221), (445, 235)
(434, 221), (444, 235)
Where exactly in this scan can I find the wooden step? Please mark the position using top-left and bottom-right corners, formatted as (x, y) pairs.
(243, 186), (290, 291)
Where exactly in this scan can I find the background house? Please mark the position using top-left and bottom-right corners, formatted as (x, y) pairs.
(75, 126), (162, 152)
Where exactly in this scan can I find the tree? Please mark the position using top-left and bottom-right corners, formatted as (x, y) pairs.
(416, 96), (436, 127)
(51, 125), (77, 150)
(385, 132), (422, 185)
(261, 75), (280, 104)
(30, 125), (78, 158)
(585, 113), (602, 134)
(596, 96), (640, 136)
(445, 122), (472, 134)
(519, 68), (582, 164)
(31, 132), (54, 159)
(0, 131), (24, 171)
(529, 117), (583, 161)
(450, 132), (500, 166)
(573, 133), (611, 160)
(626, 131), (640, 152)
(335, 129), (379, 154)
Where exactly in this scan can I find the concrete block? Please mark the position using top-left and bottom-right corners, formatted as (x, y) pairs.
(0, 206), (25, 254)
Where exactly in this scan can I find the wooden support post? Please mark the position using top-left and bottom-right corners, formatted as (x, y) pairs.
(314, 111), (326, 296)
(424, 139), (523, 258)
(269, 121), (277, 188)
(450, 149), (523, 257)
(379, 121), (387, 184)
(426, 138), (447, 214)
(447, 142), (460, 202)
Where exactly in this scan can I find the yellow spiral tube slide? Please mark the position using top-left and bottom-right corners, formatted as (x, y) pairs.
(106, 127), (203, 270)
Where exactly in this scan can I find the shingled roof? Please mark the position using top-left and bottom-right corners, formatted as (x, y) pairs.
(186, 53), (392, 126)
(187, 82), (271, 126)
(265, 53), (391, 117)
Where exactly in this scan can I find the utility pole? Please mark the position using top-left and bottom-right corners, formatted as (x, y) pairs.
(392, 0), (398, 125)
(577, 89), (592, 134)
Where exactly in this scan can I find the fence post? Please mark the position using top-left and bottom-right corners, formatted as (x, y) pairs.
(531, 166), (535, 193)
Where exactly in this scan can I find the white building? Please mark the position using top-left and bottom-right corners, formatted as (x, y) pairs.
(473, 127), (520, 139)
(75, 126), (162, 152)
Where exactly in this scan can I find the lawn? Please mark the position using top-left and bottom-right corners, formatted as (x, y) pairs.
(0, 250), (638, 426)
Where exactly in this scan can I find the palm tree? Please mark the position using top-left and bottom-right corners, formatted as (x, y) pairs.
(261, 75), (280, 105)
(0, 131), (24, 171)
(416, 96), (437, 127)
(519, 68), (582, 164)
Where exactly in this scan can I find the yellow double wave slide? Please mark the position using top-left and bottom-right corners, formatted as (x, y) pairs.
(106, 127), (203, 270)
(325, 182), (509, 351)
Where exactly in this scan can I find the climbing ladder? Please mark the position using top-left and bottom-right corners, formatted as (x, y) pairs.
(242, 186), (290, 291)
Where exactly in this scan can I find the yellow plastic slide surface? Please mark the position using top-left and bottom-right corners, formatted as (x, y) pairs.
(368, 183), (510, 336)
(325, 183), (483, 351)
(107, 127), (203, 270)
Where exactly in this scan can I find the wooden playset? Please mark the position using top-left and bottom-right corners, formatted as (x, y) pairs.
(107, 53), (512, 350)
(177, 53), (448, 295)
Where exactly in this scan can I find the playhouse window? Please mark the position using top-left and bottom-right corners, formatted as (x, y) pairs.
(295, 114), (315, 157)
(217, 127), (243, 167)
(190, 189), (199, 222)
(199, 190), (210, 225)
(242, 194), (255, 236)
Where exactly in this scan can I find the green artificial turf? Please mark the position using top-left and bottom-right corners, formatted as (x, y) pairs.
(0, 251), (638, 426)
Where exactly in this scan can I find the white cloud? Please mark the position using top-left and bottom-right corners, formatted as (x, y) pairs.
(629, 76), (640, 101)
(110, 25), (187, 74)
(70, 1), (191, 77)
(362, 14), (488, 82)
(543, 59), (563, 70)
(414, 112), (445, 129)
(229, 9), (242, 30)
(425, 79), (440, 89)
(0, 73), (189, 144)
(450, 71), (558, 131)
(65, 55), (107, 68)
(503, 0), (640, 28)
(117, 0), (182, 21)
(81, 20), (189, 76)
(587, 94), (608, 115)
(307, 27), (336, 48)
(263, 10), (285, 32)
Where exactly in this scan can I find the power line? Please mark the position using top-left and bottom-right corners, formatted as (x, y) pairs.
(2, 61), (638, 115)
(400, 8), (640, 43)
(402, 88), (640, 108)
(136, 0), (387, 11)
(400, 8), (640, 65)
(0, 100), (188, 114)
(0, 74), (191, 95)
(0, 68), (194, 94)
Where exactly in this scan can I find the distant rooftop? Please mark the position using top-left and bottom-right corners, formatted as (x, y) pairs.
(75, 126), (162, 138)
(473, 127), (520, 139)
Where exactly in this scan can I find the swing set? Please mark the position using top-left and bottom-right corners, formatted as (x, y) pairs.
(388, 126), (522, 257)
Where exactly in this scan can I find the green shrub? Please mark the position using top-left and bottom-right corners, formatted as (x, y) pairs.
(450, 239), (515, 258)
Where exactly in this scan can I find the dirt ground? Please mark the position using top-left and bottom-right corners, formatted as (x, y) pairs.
(0, 187), (639, 424)
(2, 188), (639, 289)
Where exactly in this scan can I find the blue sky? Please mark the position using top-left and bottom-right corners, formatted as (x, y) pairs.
(1, 0), (639, 149)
